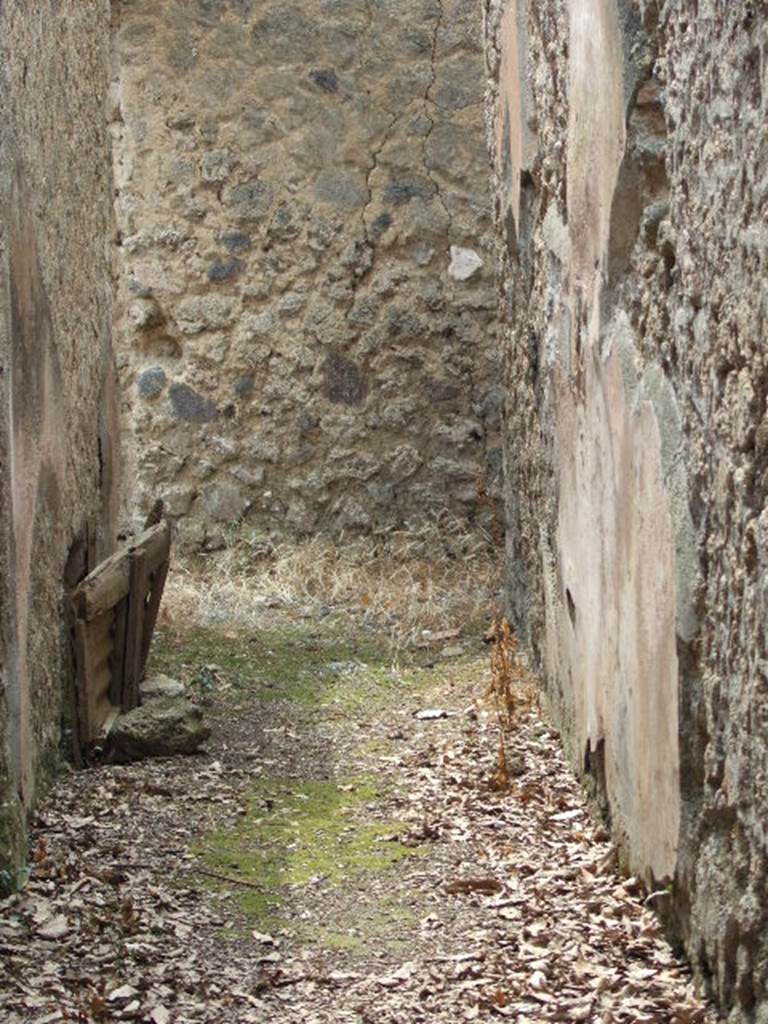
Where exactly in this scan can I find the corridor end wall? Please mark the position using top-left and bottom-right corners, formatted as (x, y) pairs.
(112, 0), (502, 548)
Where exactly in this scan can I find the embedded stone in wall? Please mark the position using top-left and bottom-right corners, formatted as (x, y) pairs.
(448, 246), (483, 281)
(208, 259), (245, 283)
(169, 383), (218, 423)
(324, 353), (366, 407)
(175, 296), (234, 334)
(137, 367), (167, 399)
(224, 180), (275, 223)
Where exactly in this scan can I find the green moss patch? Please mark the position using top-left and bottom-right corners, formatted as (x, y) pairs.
(194, 775), (423, 924)
(294, 901), (420, 955)
(149, 623), (438, 710)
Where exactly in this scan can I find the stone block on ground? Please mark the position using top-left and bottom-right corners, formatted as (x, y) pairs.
(108, 698), (210, 763)
(140, 674), (186, 701)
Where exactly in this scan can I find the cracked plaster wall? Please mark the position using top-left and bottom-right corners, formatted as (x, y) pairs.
(0, 1), (120, 884)
(113, 0), (501, 547)
(486, 1), (768, 1019)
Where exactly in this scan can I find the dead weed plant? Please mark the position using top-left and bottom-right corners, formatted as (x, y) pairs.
(487, 617), (539, 789)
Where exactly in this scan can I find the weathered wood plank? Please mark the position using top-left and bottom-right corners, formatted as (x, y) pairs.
(90, 638), (113, 677)
(109, 598), (129, 706)
(73, 614), (120, 745)
(122, 549), (148, 710)
(68, 612), (85, 767)
(140, 558), (169, 674)
(74, 619), (100, 744)
(69, 520), (172, 755)
(90, 609), (114, 645)
(133, 520), (171, 568)
(96, 707), (120, 744)
(72, 522), (170, 622)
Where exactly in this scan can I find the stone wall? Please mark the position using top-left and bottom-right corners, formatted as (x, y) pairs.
(486, 1), (768, 1019)
(112, 0), (501, 548)
(0, 1), (120, 885)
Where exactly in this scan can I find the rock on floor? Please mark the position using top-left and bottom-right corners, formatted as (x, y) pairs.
(140, 674), (187, 701)
(108, 697), (210, 763)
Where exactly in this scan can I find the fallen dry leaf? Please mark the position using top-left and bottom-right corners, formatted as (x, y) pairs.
(445, 878), (504, 895)
(36, 915), (70, 940)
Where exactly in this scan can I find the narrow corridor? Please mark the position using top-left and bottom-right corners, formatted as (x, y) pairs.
(0, 609), (714, 1023)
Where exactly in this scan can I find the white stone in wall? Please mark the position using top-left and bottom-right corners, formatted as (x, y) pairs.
(448, 245), (483, 281)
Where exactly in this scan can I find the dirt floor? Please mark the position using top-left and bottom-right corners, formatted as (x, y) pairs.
(0, 602), (718, 1023)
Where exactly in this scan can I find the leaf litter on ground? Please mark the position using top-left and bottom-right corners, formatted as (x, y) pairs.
(0, 606), (719, 1024)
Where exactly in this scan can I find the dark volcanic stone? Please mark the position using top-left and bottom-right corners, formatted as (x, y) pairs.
(426, 378), (461, 403)
(315, 169), (367, 211)
(371, 212), (393, 237)
(169, 382), (218, 422)
(251, 8), (314, 63)
(268, 205), (301, 241)
(220, 232), (251, 254)
(310, 69), (339, 93)
(383, 178), (437, 206)
(324, 352), (367, 406)
(208, 259), (245, 282)
(233, 373), (255, 399)
(137, 366), (167, 399)
(225, 180), (274, 222)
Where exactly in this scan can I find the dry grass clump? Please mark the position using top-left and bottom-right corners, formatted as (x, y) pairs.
(162, 512), (502, 650)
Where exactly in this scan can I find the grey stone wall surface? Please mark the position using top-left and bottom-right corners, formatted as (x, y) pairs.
(112, 0), (501, 548)
(0, 1), (120, 885)
(486, 1), (768, 1020)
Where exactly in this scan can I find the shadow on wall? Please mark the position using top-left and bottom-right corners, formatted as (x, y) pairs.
(0, 158), (120, 888)
(5, 165), (68, 814)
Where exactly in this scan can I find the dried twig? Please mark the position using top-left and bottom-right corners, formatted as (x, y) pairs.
(193, 868), (265, 892)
